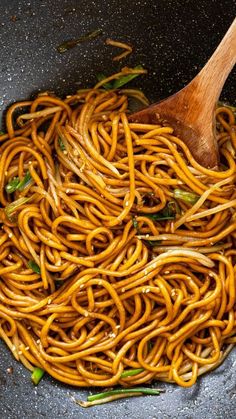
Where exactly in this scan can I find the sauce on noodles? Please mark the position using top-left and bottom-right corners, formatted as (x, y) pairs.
(0, 71), (235, 389)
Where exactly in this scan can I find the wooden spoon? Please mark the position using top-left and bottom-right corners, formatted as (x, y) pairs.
(130, 18), (236, 169)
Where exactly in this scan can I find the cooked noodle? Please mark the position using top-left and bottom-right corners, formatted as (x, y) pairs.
(0, 73), (235, 388)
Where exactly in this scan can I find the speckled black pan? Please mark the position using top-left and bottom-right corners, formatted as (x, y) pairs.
(0, 1), (236, 418)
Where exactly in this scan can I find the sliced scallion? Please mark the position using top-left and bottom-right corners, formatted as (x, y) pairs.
(77, 387), (162, 407)
(96, 73), (114, 90)
(113, 65), (144, 89)
(121, 368), (144, 378)
(5, 171), (31, 194)
(58, 137), (66, 151)
(174, 189), (199, 205)
(5, 196), (31, 220)
(31, 367), (45, 385)
(28, 260), (41, 274)
(57, 29), (103, 53)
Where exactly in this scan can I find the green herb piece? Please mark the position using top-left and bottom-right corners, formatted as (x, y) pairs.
(31, 368), (45, 385)
(17, 171), (32, 191)
(121, 368), (144, 378)
(5, 177), (20, 194)
(113, 65), (144, 88)
(5, 172), (32, 194)
(28, 260), (41, 274)
(58, 137), (66, 151)
(174, 189), (199, 205)
(0, 130), (6, 135)
(57, 29), (103, 53)
(5, 196), (31, 220)
(145, 240), (162, 247)
(76, 387), (162, 407)
(87, 387), (160, 402)
(132, 216), (139, 229)
(141, 200), (178, 221)
(96, 73), (114, 90)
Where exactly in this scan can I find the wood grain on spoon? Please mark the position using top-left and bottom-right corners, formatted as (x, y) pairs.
(130, 18), (236, 169)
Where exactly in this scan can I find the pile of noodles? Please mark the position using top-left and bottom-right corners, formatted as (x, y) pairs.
(0, 70), (235, 388)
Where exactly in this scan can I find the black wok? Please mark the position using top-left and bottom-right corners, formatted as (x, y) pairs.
(0, 1), (236, 418)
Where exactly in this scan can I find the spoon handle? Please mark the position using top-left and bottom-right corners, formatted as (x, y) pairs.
(193, 18), (236, 103)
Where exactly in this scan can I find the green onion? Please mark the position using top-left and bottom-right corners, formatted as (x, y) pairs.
(0, 130), (6, 135)
(145, 240), (162, 247)
(121, 368), (144, 378)
(96, 73), (114, 90)
(57, 29), (103, 53)
(28, 260), (41, 274)
(174, 189), (199, 205)
(113, 65), (144, 88)
(58, 137), (66, 151)
(132, 216), (139, 229)
(5, 196), (31, 220)
(5, 172), (32, 194)
(141, 201), (178, 221)
(5, 178), (20, 194)
(77, 387), (162, 407)
(31, 367), (45, 385)
(17, 171), (32, 191)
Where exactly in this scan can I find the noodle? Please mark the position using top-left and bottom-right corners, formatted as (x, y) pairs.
(0, 73), (235, 389)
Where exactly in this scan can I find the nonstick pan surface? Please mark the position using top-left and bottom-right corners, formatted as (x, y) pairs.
(0, 1), (236, 418)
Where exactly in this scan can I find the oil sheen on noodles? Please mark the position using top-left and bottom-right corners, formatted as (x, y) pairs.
(0, 72), (235, 388)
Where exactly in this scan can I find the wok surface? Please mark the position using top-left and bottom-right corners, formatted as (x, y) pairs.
(0, 1), (235, 418)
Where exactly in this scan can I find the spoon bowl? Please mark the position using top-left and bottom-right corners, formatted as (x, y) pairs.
(130, 18), (236, 169)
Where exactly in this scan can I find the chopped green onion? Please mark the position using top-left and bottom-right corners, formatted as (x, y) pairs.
(132, 216), (139, 229)
(5, 177), (20, 194)
(77, 387), (163, 407)
(5, 196), (31, 220)
(0, 130), (6, 135)
(58, 137), (66, 151)
(28, 260), (41, 274)
(96, 73), (114, 90)
(113, 65), (144, 88)
(174, 189), (199, 205)
(145, 240), (162, 247)
(31, 367), (45, 385)
(141, 201), (178, 221)
(88, 387), (160, 402)
(17, 171), (32, 191)
(57, 29), (103, 53)
(5, 171), (32, 194)
(121, 368), (144, 378)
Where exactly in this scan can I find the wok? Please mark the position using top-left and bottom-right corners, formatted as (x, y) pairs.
(0, 1), (235, 418)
